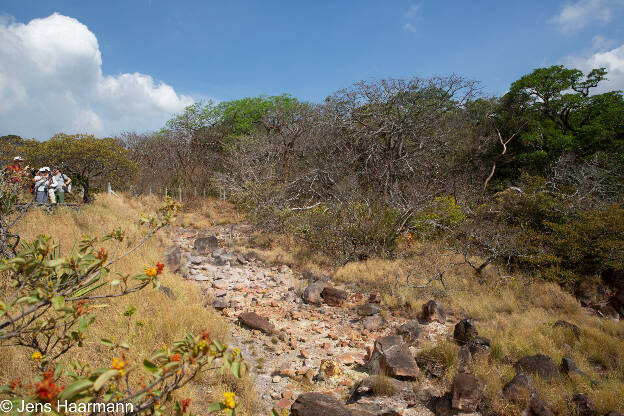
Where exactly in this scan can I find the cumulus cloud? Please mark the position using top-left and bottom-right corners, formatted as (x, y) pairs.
(549, 0), (623, 32)
(565, 43), (624, 92)
(0, 13), (194, 139)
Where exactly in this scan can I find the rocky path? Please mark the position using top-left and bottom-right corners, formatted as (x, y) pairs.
(169, 225), (479, 415)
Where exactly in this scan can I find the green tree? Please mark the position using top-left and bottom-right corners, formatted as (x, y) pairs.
(25, 134), (138, 203)
(488, 65), (624, 179)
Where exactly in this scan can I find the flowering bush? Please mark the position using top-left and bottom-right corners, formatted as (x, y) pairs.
(0, 193), (252, 415)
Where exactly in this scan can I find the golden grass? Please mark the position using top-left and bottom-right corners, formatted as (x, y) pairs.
(1, 194), (259, 414)
(330, 243), (624, 414)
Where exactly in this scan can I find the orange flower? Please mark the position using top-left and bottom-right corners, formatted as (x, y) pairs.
(144, 267), (157, 277)
(10, 379), (22, 390)
(112, 357), (127, 376)
(156, 262), (165, 274)
(97, 248), (108, 261)
(200, 330), (211, 341)
(74, 300), (87, 316)
(181, 398), (191, 412)
(35, 369), (62, 402)
(169, 353), (182, 362)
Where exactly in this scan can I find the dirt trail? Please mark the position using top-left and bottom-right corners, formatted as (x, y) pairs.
(172, 225), (459, 415)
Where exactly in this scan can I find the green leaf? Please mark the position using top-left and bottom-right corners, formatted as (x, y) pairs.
(54, 362), (64, 379)
(51, 296), (65, 310)
(93, 369), (119, 391)
(123, 306), (136, 317)
(0, 385), (11, 393)
(44, 258), (65, 268)
(58, 379), (93, 402)
(100, 338), (115, 347)
(206, 402), (226, 412)
(143, 359), (158, 373)
(231, 359), (241, 378)
(78, 316), (89, 332)
(70, 279), (105, 297)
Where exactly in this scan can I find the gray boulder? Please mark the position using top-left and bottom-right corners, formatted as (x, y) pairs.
(164, 245), (181, 273)
(193, 236), (219, 254)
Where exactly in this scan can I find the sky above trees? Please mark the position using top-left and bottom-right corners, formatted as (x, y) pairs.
(1, 0), (623, 139)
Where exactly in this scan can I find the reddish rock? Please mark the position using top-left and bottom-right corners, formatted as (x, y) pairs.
(303, 282), (327, 305)
(368, 293), (382, 304)
(300, 348), (310, 359)
(422, 300), (447, 323)
(452, 373), (485, 412)
(277, 398), (292, 409)
(502, 373), (537, 403)
(527, 396), (555, 416)
(321, 287), (348, 307)
(515, 354), (561, 380)
(570, 393), (595, 416)
(454, 318), (478, 344)
(337, 353), (355, 365)
(238, 311), (276, 334)
(282, 390), (294, 399)
(369, 335), (419, 380)
(290, 392), (374, 416)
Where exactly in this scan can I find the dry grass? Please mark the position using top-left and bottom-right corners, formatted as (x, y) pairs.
(370, 374), (397, 396)
(332, 242), (624, 414)
(0, 194), (258, 415)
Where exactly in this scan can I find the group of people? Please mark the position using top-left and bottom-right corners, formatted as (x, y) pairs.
(7, 156), (72, 204)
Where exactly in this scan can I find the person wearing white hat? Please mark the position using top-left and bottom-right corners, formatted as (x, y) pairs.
(33, 167), (57, 203)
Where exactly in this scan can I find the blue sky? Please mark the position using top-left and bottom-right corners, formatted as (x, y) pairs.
(1, 0), (624, 138)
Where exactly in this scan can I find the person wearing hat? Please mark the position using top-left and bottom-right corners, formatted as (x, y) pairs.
(7, 156), (30, 182)
(52, 167), (71, 204)
(33, 167), (57, 203)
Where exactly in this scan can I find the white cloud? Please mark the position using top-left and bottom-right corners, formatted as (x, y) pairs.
(590, 35), (619, 52)
(549, 0), (622, 32)
(403, 4), (421, 33)
(565, 43), (624, 92)
(405, 4), (420, 19)
(0, 13), (194, 139)
(403, 22), (417, 33)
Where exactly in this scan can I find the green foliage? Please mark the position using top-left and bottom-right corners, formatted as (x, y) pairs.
(522, 205), (624, 284)
(22, 133), (138, 203)
(486, 65), (624, 181)
(0, 194), (254, 415)
(283, 201), (406, 262)
(410, 196), (465, 239)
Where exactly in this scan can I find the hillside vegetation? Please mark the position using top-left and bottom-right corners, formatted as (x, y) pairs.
(0, 194), (258, 415)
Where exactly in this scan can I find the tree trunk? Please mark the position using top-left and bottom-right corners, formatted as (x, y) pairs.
(82, 181), (90, 203)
